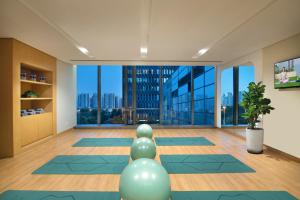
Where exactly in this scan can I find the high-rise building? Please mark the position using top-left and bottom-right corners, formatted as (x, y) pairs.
(123, 66), (177, 124)
(103, 93), (115, 110)
(77, 93), (90, 108)
(162, 66), (215, 125)
(114, 96), (120, 109)
(90, 93), (98, 108)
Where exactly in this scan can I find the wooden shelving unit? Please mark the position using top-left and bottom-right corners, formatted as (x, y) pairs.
(0, 38), (57, 158)
(21, 79), (52, 86)
(20, 97), (53, 100)
(19, 62), (55, 147)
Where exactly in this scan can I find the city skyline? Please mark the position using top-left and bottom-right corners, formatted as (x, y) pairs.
(77, 65), (122, 97)
(77, 92), (122, 109)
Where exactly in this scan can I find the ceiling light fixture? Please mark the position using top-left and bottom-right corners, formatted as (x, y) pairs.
(140, 47), (148, 57)
(78, 46), (89, 55)
(198, 48), (208, 56)
(193, 48), (209, 59)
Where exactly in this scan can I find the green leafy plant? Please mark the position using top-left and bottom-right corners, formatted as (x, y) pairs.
(241, 82), (274, 129)
(22, 90), (38, 98)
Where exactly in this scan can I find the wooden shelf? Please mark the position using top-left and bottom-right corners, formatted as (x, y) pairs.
(20, 97), (53, 101)
(21, 112), (52, 118)
(21, 79), (52, 86)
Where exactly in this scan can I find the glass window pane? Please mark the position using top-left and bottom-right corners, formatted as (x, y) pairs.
(205, 68), (215, 85)
(101, 65), (123, 124)
(194, 74), (204, 89)
(135, 66), (160, 124)
(193, 66), (215, 126)
(194, 87), (204, 100)
(205, 84), (215, 98)
(221, 67), (234, 125)
(76, 65), (98, 125)
(238, 66), (255, 124)
(162, 66), (192, 125)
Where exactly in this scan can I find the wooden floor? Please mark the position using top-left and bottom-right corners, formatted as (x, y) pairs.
(0, 128), (299, 198)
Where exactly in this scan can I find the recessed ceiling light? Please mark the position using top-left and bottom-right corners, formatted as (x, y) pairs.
(78, 46), (89, 55)
(140, 47), (148, 57)
(198, 48), (208, 56)
(193, 48), (209, 58)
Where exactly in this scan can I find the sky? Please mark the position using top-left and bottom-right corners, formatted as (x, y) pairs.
(221, 66), (255, 95)
(77, 65), (255, 97)
(77, 65), (122, 96)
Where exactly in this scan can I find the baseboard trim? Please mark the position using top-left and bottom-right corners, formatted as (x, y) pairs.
(264, 145), (300, 163)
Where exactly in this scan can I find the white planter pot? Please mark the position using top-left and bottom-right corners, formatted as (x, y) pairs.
(246, 128), (264, 154)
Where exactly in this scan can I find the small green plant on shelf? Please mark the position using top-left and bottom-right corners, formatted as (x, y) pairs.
(22, 90), (39, 98)
(240, 81), (274, 129)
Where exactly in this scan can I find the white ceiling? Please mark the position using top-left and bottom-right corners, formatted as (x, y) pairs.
(0, 0), (300, 65)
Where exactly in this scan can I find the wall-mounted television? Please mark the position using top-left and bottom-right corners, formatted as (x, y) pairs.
(274, 57), (300, 89)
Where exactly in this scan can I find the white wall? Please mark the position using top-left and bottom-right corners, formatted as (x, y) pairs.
(262, 33), (300, 158)
(56, 60), (76, 133)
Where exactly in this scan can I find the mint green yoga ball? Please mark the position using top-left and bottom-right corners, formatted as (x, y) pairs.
(136, 124), (153, 139)
(130, 137), (156, 160)
(119, 158), (171, 200)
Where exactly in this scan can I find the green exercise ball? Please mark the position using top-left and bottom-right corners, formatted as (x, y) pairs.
(130, 137), (156, 160)
(119, 158), (171, 200)
(136, 124), (153, 139)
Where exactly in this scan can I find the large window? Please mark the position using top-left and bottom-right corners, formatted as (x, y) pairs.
(77, 65), (98, 124)
(101, 65), (123, 124)
(238, 66), (255, 124)
(221, 67), (234, 125)
(77, 65), (216, 126)
(221, 66), (254, 126)
(194, 66), (215, 125)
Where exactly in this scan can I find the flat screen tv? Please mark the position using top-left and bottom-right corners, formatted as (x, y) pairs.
(274, 57), (300, 89)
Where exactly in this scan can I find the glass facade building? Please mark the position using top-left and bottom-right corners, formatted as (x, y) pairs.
(162, 66), (215, 126)
(136, 66), (160, 124)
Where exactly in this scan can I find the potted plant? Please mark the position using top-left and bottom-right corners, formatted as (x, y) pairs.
(241, 81), (274, 154)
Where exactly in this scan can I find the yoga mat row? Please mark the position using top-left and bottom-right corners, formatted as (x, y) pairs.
(32, 154), (255, 174)
(73, 137), (215, 147)
(0, 190), (297, 200)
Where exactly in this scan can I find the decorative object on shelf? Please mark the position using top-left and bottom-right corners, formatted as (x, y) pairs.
(20, 70), (27, 80)
(21, 109), (28, 117)
(39, 73), (47, 83)
(26, 109), (36, 115)
(241, 81), (274, 154)
(21, 90), (39, 98)
(35, 108), (44, 114)
(30, 71), (37, 81)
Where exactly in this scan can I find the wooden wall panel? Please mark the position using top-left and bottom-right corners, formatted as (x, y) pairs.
(0, 39), (13, 158)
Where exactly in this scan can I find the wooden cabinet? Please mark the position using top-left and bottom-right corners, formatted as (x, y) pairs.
(20, 115), (39, 146)
(0, 38), (56, 158)
(37, 112), (53, 139)
(20, 113), (53, 146)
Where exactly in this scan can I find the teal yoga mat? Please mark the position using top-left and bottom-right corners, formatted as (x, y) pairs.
(160, 154), (255, 174)
(155, 137), (214, 146)
(33, 155), (129, 174)
(171, 191), (298, 200)
(73, 138), (133, 147)
(0, 190), (120, 200)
